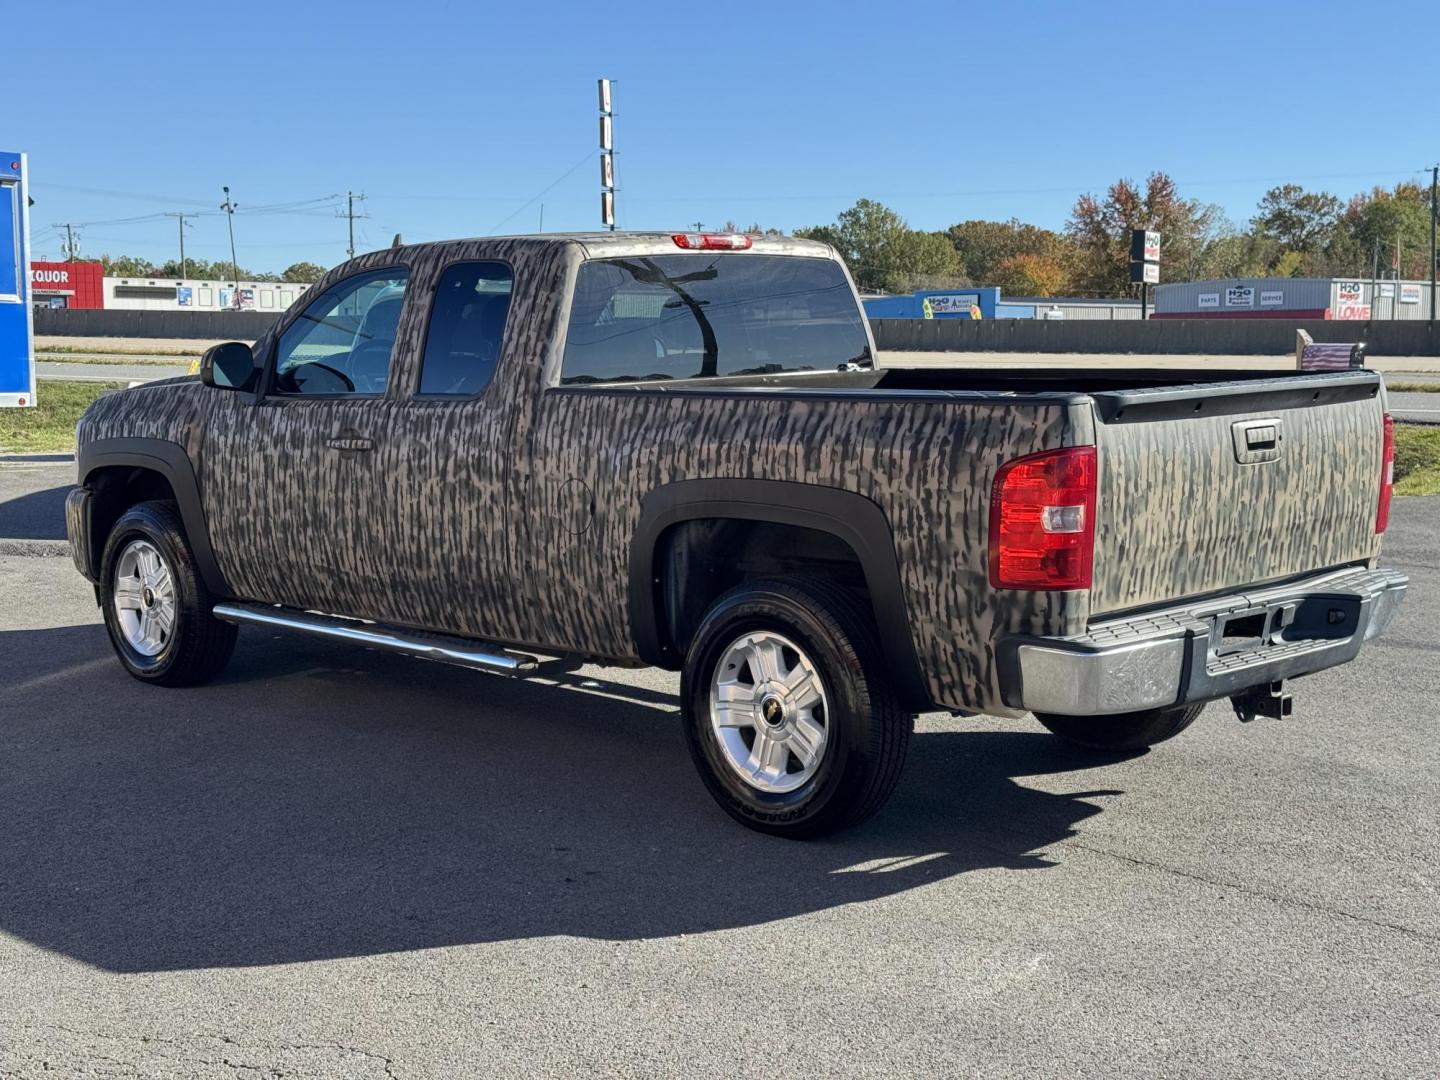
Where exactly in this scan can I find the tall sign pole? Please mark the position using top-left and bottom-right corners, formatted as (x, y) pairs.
(1430, 163), (1437, 327)
(599, 79), (615, 231)
(1130, 228), (1161, 319)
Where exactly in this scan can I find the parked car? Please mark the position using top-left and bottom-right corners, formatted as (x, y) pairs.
(66, 232), (1407, 837)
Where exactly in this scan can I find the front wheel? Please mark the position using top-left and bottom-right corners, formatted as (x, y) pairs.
(1033, 702), (1204, 751)
(680, 580), (913, 839)
(99, 500), (237, 687)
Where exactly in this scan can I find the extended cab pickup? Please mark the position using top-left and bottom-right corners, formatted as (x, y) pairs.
(67, 232), (1408, 837)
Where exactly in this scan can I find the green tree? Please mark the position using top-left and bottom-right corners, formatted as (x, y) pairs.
(100, 254), (157, 277)
(281, 261), (328, 283)
(1342, 182), (1433, 278)
(1252, 184), (1342, 252)
(947, 218), (1074, 289)
(796, 199), (963, 293)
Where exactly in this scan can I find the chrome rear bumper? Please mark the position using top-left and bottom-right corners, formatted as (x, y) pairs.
(1000, 566), (1408, 717)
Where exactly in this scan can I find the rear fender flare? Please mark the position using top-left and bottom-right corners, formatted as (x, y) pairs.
(629, 478), (931, 711)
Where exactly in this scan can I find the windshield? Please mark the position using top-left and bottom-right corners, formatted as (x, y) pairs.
(559, 254), (869, 384)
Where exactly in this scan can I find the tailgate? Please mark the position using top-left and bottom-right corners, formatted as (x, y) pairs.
(1089, 372), (1385, 615)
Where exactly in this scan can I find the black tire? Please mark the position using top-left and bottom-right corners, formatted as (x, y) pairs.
(680, 579), (913, 839)
(99, 499), (237, 687)
(1033, 702), (1204, 752)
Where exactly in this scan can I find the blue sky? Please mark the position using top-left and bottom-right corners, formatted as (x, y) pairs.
(12, 0), (1438, 273)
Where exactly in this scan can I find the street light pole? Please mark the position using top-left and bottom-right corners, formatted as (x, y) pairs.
(220, 186), (240, 304)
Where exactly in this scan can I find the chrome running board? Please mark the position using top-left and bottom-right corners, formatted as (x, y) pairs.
(212, 602), (540, 677)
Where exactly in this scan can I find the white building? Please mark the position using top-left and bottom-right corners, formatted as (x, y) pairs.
(105, 275), (311, 312)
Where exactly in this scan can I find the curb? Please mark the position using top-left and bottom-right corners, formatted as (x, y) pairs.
(0, 453), (76, 464)
(0, 538), (71, 558)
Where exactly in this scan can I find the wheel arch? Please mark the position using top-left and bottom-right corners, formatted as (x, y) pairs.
(78, 437), (229, 596)
(628, 479), (932, 711)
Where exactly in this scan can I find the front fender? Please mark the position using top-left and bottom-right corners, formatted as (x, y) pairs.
(77, 437), (229, 596)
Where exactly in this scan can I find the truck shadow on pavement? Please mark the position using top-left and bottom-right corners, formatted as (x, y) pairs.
(0, 485), (70, 541)
(0, 623), (1127, 974)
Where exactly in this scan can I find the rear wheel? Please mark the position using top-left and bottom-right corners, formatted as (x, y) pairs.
(99, 500), (237, 687)
(681, 579), (913, 839)
(1033, 703), (1204, 751)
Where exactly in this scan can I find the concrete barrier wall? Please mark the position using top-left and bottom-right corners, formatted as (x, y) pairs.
(871, 318), (1440, 356)
(35, 309), (280, 340)
(36, 306), (1440, 357)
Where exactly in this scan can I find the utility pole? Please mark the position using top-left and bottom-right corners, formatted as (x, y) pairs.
(164, 212), (193, 278)
(57, 223), (79, 261)
(1430, 163), (1437, 327)
(340, 191), (367, 258)
(220, 187), (240, 303)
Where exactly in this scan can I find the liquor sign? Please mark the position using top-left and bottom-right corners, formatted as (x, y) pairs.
(0, 151), (35, 408)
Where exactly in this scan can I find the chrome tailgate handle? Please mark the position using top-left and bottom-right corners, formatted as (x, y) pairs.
(1232, 418), (1282, 464)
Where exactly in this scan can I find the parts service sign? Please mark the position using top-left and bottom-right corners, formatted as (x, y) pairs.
(1334, 281), (1370, 320)
(0, 152), (36, 408)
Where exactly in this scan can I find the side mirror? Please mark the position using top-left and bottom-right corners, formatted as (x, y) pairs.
(200, 342), (259, 391)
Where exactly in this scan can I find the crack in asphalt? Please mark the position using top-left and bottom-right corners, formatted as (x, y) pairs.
(1053, 836), (1440, 947)
(2, 1024), (402, 1080)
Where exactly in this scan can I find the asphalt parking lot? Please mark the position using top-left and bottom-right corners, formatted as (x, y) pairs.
(1, 463), (1437, 1078)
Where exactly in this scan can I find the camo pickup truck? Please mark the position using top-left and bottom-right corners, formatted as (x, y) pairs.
(68, 232), (1407, 837)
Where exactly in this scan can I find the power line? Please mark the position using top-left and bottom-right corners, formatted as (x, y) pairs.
(486, 149), (598, 235)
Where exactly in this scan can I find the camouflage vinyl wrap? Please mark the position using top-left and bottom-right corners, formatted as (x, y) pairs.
(81, 234), (1383, 716)
(1091, 397), (1385, 614)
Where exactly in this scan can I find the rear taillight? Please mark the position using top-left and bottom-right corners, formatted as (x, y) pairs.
(989, 446), (1098, 590)
(672, 232), (752, 250)
(1377, 413), (1395, 533)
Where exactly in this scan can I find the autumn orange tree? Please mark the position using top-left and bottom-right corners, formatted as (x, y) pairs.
(1066, 172), (1225, 296)
(989, 253), (1070, 297)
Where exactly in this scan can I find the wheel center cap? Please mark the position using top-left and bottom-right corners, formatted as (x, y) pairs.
(760, 695), (786, 729)
(142, 586), (155, 608)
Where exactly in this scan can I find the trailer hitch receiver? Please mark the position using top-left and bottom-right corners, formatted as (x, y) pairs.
(1231, 681), (1293, 723)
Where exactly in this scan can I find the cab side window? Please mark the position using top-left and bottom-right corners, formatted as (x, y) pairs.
(273, 268), (410, 396)
(418, 261), (514, 396)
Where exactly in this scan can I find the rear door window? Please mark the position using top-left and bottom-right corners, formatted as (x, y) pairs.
(559, 254), (869, 384)
(418, 261), (513, 396)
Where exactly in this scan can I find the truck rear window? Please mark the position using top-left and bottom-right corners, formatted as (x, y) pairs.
(559, 254), (869, 384)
